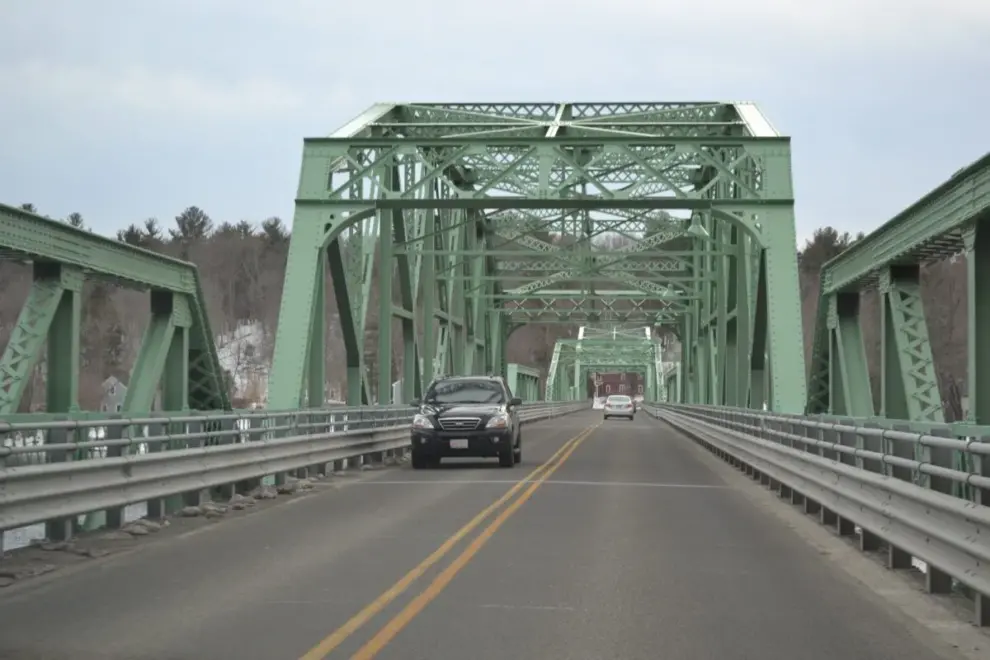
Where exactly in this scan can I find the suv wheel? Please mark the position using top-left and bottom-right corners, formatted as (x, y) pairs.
(498, 446), (515, 468)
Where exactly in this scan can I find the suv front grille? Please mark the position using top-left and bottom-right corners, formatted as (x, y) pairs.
(437, 417), (482, 431)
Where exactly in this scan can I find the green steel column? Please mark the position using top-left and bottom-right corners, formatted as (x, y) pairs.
(124, 291), (191, 413)
(390, 197), (419, 403)
(965, 220), (990, 424)
(827, 292), (873, 417)
(448, 210), (467, 375)
(681, 314), (694, 403)
(0, 265), (77, 415)
(731, 229), (752, 407)
(162, 324), (190, 410)
(46, 267), (83, 413)
(378, 207), (394, 403)
(326, 237), (368, 406)
(714, 221), (729, 406)
(420, 213), (437, 388)
(305, 253), (326, 407)
(758, 206), (807, 414)
(749, 254), (768, 409)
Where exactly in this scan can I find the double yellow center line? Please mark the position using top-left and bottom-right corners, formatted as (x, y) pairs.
(299, 422), (600, 659)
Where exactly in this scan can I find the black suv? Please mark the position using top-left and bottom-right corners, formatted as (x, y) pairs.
(409, 375), (523, 469)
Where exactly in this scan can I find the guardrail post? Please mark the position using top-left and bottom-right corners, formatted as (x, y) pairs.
(272, 412), (293, 487)
(180, 419), (207, 508)
(104, 421), (126, 528)
(213, 417), (237, 501)
(974, 432), (990, 626)
(976, 434), (990, 508)
(307, 410), (329, 477)
(852, 422), (882, 551)
(801, 421), (823, 515)
(235, 416), (264, 495)
(822, 419), (854, 529)
(920, 426), (958, 596)
(45, 423), (74, 542)
(146, 420), (167, 520)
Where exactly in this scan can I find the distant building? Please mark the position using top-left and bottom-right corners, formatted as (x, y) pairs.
(101, 376), (127, 413)
(587, 372), (643, 398)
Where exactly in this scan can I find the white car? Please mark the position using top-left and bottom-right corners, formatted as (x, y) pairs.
(602, 394), (635, 421)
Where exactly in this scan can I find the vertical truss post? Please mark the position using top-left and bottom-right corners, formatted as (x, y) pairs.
(377, 189), (394, 403)
(758, 190), (807, 414)
(328, 235), (369, 406)
(714, 220), (729, 406)
(545, 340), (562, 400)
(305, 252), (326, 407)
(748, 253), (769, 410)
(448, 210), (468, 375)
(826, 292), (873, 417)
(124, 291), (191, 413)
(463, 213), (486, 374)
(46, 267), (82, 413)
(420, 211), (437, 387)
(681, 314), (694, 404)
(729, 227), (753, 407)
(0, 264), (83, 415)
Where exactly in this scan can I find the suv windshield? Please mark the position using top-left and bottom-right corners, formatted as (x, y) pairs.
(425, 379), (505, 405)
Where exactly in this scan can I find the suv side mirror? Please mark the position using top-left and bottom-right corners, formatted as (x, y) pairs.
(409, 398), (421, 407)
(509, 397), (523, 407)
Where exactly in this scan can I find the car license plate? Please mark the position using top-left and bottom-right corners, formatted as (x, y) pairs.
(449, 438), (469, 449)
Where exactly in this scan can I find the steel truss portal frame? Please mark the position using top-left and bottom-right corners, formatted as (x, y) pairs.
(266, 102), (806, 413)
(545, 326), (666, 402)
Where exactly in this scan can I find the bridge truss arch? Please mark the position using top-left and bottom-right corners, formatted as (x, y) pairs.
(545, 326), (668, 402)
(265, 101), (806, 413)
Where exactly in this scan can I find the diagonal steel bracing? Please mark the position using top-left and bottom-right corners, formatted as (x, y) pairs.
(807, 152), (990, 424)
(267, 101), (806, 412)
(0, 204), (229, 414)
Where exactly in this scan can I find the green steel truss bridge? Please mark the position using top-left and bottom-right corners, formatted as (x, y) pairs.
(3, 101), (990, 635)
(0, 101), (988, 426)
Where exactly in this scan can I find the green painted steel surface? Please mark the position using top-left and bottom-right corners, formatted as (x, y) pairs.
(267, 101), (808, 414)
(807, 152), (990, 424)
(545, 326), (667, 402)
(506, 362), (541, 402)
(0, 204), (230, 415)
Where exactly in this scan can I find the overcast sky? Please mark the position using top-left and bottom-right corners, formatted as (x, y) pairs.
(1, 0), (987, 248)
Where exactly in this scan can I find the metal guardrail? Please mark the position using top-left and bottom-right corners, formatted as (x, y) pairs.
(0, 401), (587, 537)
(0, 405), (416, 468)
(644, 402), (990, 627)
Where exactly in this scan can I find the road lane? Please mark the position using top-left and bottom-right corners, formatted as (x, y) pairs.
(0, 412), (598, 660)
(362, 414), (969, 660)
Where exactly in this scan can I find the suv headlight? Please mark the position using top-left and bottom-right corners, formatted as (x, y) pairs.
(485, 413), (510, 429)
(412, 414), (434, 430)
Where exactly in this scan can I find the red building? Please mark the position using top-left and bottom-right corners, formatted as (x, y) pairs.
(587, 371), (643, 399)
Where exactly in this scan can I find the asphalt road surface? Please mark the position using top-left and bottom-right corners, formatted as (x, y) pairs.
(0, 410), (976, 660)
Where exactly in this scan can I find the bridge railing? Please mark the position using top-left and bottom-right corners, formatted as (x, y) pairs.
(644, 402), (990, 627)
(1, 400), (589, 549)
(0, 405), (416, 469)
